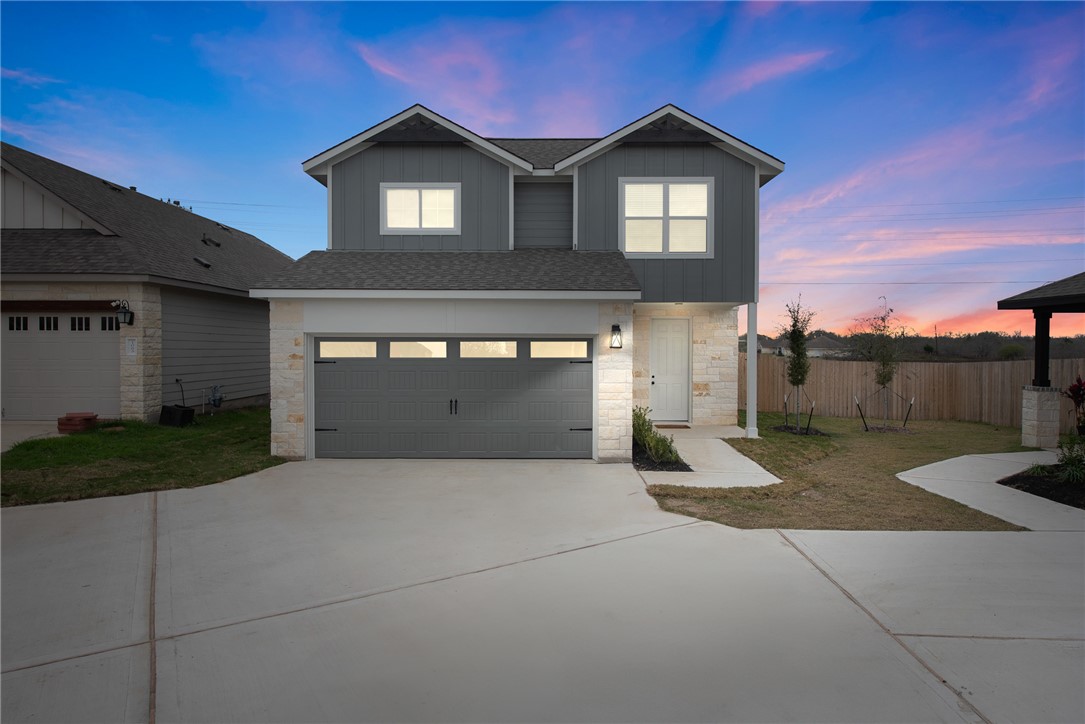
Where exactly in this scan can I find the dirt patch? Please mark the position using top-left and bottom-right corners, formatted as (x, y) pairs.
(864, 426), (917, 434)
(632, 443), (693, 472)
(997, 471), (1084, 510)
(771, 424), (829, 437)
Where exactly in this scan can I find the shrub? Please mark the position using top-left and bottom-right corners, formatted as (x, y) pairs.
(1056, 437), (1085, 484)
(632, 406), (683, 464)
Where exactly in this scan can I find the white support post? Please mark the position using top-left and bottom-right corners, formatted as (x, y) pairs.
(746, 302), (759, 439)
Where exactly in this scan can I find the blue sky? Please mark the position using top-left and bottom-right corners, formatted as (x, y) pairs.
(2, 1), (1082, 336)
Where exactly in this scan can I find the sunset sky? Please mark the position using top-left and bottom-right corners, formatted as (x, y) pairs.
(2, 1), (1082, 337)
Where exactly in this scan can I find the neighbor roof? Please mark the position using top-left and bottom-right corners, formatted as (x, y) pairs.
(1, 142), (293, 292)
(252, 249), (641, 293)
(997, 271), (1085, 312)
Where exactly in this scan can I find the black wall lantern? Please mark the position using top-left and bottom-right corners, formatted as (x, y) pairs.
(112, 299), (134, 326)
(610, 324), (623, 349)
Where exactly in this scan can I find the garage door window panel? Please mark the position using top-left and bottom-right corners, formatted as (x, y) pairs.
(460, 341), (517, 359)
(390, 341), (447, 359)
(530, 341), (589, 358)
(39, 316), (58, 331)
(319, 340), (377, 359)
(8, 316), (28, 331)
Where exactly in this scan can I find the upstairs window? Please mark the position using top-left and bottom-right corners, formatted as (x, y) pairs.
(619, 178), (713, 258)
(380, 183), (460, 235)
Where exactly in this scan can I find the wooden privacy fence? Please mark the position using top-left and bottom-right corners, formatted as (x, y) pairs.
(739, 354), (1085, 433)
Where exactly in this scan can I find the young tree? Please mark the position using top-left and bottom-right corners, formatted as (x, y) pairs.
(782, 297), (815, 433)
(853, 297), (910, 428)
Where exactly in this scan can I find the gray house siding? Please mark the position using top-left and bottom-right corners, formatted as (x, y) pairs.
(513, 182), (573, 248)
(160, 287), (270, 407)
(576, 143), (755, 303)
(331, 143), (510, 251)
(1, 168), (90, 229)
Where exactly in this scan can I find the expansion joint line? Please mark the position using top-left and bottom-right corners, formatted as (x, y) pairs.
(149, 492), (158, 724)
(775, 529), (994, 724)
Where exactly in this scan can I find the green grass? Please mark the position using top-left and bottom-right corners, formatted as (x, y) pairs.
(647, 411), (1030, 531)
(1, 408), (285, 506)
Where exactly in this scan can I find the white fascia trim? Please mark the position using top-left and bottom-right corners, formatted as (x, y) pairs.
(250, 289), (641, 301)
(302, 105), (534, 177)
(553, 105), (785, 180)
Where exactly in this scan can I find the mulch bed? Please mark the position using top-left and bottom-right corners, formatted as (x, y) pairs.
(997, 470), (1085, 510)
(771, 424), (829, 436)
(632, 443), (692, 472)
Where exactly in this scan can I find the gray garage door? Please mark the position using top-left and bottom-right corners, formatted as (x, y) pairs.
(314, 338), (592, 458)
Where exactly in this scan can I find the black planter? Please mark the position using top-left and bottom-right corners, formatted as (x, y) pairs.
(159, 405), (195, 427)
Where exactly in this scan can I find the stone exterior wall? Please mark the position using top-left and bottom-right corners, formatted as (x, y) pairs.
(632, 303), (739, 425)
(596, 302), (634, 463)
(268, 299), (306, 459)
(1, 280), (162, 421)
(1021, 386), (1061, 448)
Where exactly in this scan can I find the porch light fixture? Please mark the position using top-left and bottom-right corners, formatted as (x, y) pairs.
(111, 299), (134, 326)
(610, 324), (623, 349)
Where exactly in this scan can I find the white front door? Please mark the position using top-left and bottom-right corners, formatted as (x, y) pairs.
(649, 318), (689, 421)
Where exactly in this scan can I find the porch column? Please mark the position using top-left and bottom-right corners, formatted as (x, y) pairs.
(1033, 309), (1051, 387)
(746, 302), (758, 438)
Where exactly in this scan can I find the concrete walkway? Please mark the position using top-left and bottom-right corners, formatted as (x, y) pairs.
(898, 451), (1085, 531)
(2, 459), (1082, 723)
(1, 422), (59, 452)
(642, 424), (782, 488)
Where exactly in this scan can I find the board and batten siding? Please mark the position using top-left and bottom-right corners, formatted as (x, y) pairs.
(577, 143), (756, 303)
(160, 287), (271, 407)
(331, 143), (510, 251)
(513, 182), (573, 248)
(1, 167), (91, 229)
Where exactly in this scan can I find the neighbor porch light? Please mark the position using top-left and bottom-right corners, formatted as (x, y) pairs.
(112, 299), (134, 326)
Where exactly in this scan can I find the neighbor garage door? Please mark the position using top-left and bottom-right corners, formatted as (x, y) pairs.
(314, 338), (592, 458)
(1, 312), (121, 420)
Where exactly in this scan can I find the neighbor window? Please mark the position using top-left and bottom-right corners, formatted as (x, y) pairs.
(389, 341), (447, 359)
(620, 178), (712, 257)
(380, 183), (460, 235)
(460, 341), (517, 359)
(530, 341), (589, 358)
(319, 341), (377, 358)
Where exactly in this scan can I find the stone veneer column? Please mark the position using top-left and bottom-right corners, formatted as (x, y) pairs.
(1021, 386), (1061, 448)
(597, 302), (634, 463)
(269, 300), (306, 459)
(120, 284), (162, 421)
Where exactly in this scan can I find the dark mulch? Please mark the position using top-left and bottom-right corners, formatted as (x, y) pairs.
(632, 443), (692, 472)
(771, 424), (829, 437)
(864, 425), (917, 434)
(997, 470), (1084, 510)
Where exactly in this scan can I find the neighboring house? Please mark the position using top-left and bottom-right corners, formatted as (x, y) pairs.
(766, 334), (851, 358)
(252, 104), (784, 461)
(1, 143), (293, 421)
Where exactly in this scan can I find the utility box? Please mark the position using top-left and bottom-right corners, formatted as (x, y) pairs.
(159, 405), (195, 427)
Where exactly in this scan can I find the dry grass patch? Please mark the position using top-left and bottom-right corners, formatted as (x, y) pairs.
(648, 412), (1029, 531)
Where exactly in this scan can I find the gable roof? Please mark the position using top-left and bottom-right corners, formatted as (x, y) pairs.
(1, 142), (293, 293)
(251, 249), (641, 296)
(997, 271), (1085, 312)
(302, 105), (535, 181)
(303, 103), (784, 183)
(550, 104), (785, 185)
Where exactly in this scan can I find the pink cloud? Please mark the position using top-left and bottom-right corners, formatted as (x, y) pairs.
(702, 50), (833, 101)
(2, 67), (62, 87)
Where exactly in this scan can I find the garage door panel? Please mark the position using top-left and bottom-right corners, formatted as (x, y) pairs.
(314, 337), (592, 459)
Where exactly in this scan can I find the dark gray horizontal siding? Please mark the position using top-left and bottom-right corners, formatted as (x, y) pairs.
(332, 143), (509, 251)
(514, 183), (572, 248)
(160, 287), (270, 406)
(577, 143), (755, 303)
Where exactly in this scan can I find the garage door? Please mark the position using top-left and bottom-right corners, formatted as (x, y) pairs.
(314, 338), (592, 458)
(1, 313), (121, 420)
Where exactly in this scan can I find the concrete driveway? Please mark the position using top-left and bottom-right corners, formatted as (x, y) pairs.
(2, 460), (1082, 723)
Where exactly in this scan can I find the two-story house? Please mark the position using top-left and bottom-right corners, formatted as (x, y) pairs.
(252, 104), (784, 461)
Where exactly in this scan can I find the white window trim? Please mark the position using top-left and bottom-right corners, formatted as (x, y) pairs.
(618, 177), (714, 259)
(380, 182), (462, 235)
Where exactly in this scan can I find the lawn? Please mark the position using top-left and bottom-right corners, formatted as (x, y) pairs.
(647, 411), (1030, 531)
(1, 408), (285, 506)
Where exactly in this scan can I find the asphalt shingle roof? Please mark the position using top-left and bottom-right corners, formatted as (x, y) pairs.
(1, 142), (293, 291)
(254, 249), (641, 293)
(486, 139), (598, 169)
(997, 271), (1085, 310)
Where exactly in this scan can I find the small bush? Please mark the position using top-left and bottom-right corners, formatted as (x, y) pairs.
(632, 406), (683, 464)
(1056, 437), (1085, 484)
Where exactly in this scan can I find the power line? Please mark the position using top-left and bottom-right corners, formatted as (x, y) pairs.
(776, 258), (1084, 268)
(779, 195), (1085, 210)
(776, 208), (1085, 223)
(762, 281), (1055, 286)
